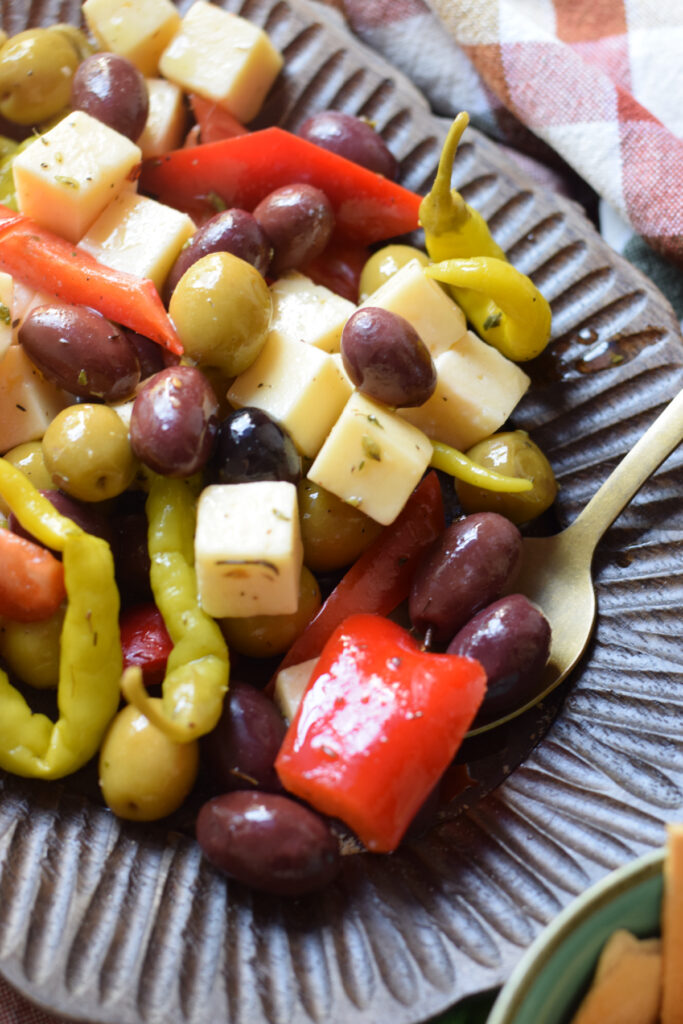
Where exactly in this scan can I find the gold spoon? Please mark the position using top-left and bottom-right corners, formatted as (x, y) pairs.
(468, 387), (683, 736)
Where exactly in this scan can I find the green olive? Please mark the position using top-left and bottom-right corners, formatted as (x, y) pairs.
(42, 404), (137, 502)
(0, 440), (53, 516)
(455, 430), (558, 524)
(0, 604), (65, 689)
(0, 28), (79, 125)
(298, 477), (384, 572)
(358, 244), (429, 302)
(50, 24), (95, 62)
(169, 252), (272, 377)
(219, 565), (321, 658)
(99, 700), (199, 821)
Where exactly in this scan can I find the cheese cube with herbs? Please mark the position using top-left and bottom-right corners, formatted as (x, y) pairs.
(82, 0), (182, 76)
(0, 272), (14, 360)
(0, 346), (69, 454)
(359, 258), (467, 359)
(268, 272), (356, 354)
(228, 334), (352, 459)
(79, 191), (195, 292)
(137, 78), (187, 159)
(195, 482), (303, 618)
(159, 0), (284, 123)
(398, 330), (531, 451)
(308, 392), (433, 525)
(12, 112), (142, 244)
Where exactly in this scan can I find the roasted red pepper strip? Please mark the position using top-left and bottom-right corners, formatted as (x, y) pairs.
(139, 127), (422, 244)
(0, 205), (183, 355)
(275, 613), (486, 852)
(189, 94), (249, 143)
(0, 526), (66, 622)
(120, 602), (174, 688)
(271, 471), (444, 682)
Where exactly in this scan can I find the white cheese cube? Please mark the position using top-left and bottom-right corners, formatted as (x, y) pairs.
(227, 334), (351, 459)
(399, 330), (530, 451)
(0, 347), (69, 454)
(159, 1), (284, 123)
(195, 482), (303, 618)
(79, 191), (195, 292)
(0, 273), (14, 360)
(359, 258), (467, 358)
(273, 658), (318, 723)
(308, 392), (433, 525)
(82, 0), (181, 76)
(268, 272), (356, 354)
(138, 78), (188, 159)
(12, 112), (142, 243)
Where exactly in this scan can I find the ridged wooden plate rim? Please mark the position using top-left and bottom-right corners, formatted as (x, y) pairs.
(0, 2), (682, 1023)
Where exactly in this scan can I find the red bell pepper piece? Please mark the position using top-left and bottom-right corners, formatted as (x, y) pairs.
(0, 527), (66, 623)
(139, 127), (422, 244)
(189, 94), (249, 144)
(271, 471), (444, 683)
(275, 613), (486, 852)
(119, 603), (173, 688)
(0, 205), (183, 355)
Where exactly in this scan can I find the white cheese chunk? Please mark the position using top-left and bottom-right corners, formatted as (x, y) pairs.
(138, 78), (188, 159)
(268, 272), (356, 353)
(12, 112), (142, 243)
(273, 658), (318, 723)
(227, 334), (352, 459)
(79, 191), (195, 292)
(308, 391), (433, 525)
(195, 482), (303, 618)
(159, 0), (284, 124)
(359, 257), (467, 358)
(399, 330), (530, 451)
(0, 346), (69, 454)
(82, 0), (182, 76)
(0, 273), (14, 360)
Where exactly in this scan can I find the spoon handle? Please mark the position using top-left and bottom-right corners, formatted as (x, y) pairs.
(569, 386), (683, 551)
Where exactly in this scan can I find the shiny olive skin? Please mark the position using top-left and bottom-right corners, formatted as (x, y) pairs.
(409, 512), (523, 644)
(71, 52), (149, 141)
(201, 682), (287, 793)
(341, 306), (436, 407)
(456, 431), (558, 525)
(0, 441), (52, 517)
(0, 604), (65, 689)
(43, 404), (137, 502)
(130, 366), (219, 477)
(447, 594), (551, 725)
(358, 244), (429, 302)
(219, 566), (321, 658)
(163, 209), (272, 304)
(253, 183), (335, 277)
(297, 110), (398, 180)
(209, 407), (301, 486)
(0, 28), (79, 125)
(297, 476), (383, 572)
(19, 304), (141, 403)
(196, 790), (341, 896)
(124, 328), (173, 381)
(169, 251), (272, 377)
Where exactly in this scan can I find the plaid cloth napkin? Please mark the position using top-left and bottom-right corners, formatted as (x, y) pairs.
(323, 0), (683, 324)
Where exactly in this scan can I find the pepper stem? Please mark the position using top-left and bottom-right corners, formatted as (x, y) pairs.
(418, 111), (470, 237)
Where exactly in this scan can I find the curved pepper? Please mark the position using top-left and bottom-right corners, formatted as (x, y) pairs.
(121, 473), (229, 743)
(429, 440), (533, 492)
(419, 111), (505, 263)
(0, 459), (122, 779)
(426, 256), (552, 362)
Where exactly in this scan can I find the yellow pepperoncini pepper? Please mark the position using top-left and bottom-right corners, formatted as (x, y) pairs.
(426, 256), (552, 362)
(429, 439), (533, 493)
(0, 458), (122, 779)
(420, 111), (552, 362)
(121, 472), (229, 743)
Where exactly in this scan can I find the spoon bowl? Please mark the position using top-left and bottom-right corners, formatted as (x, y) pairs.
(467, 386), (683, 736)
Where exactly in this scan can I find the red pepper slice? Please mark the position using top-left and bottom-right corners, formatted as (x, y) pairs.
(275, 613), (486, 852)
(189, 94), (249, 144)
(0, 205), (183, 355)
(119, 603), (173, 688)
(139, 127), (422, 244)
(271, 471), (444, 683)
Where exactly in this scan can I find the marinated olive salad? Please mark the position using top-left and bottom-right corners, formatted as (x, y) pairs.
(0, 0), (557, 895)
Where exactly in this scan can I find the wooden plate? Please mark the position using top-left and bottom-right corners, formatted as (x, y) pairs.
(1, 2), (683, 1022)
